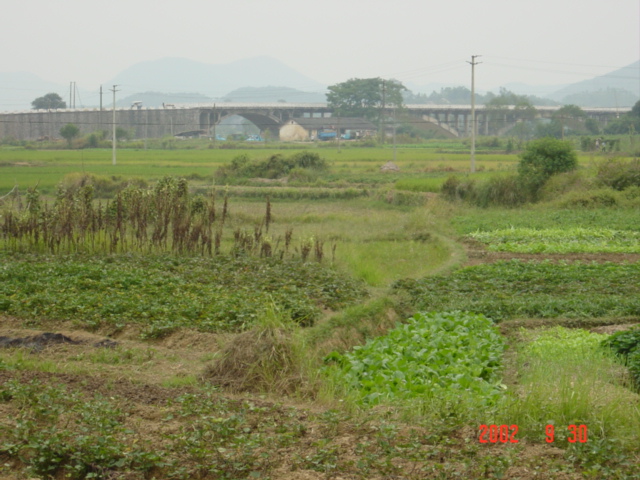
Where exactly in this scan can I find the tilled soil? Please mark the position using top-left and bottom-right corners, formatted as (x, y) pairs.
(462, 237), (640, 266)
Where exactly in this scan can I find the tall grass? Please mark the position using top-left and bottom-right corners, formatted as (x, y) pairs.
(0, 177), (329, 261)
(498, 327), (640, 446)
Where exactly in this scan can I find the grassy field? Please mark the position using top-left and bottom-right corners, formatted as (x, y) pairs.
(1, 142), (640, 479)
(2, 144), (620, 195)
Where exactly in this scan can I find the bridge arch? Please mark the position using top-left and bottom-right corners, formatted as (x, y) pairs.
(419, 114), (460, 138)
(199, 109), (284, 139)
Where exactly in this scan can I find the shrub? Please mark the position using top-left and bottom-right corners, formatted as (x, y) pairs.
(518, 138), (578, 199)
(215, 152), (328, 181)
(472, 174), (526, 207)
(440, 175), (475, 201)
(538, 170), (591, 202)
(288, 151), (327, 170)
(601, 327), (640, 388)
(596, 157), (640, 190)
(441, 175), (527, 207)
(59, 123), (80, 147)
(553, 188), (621, 208)
(288, 167), (319, 184)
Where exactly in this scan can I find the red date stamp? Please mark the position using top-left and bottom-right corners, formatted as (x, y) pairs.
(479, 424), (588, 443)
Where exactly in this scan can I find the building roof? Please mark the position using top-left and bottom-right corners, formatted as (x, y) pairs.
(290, 117), (376, 130)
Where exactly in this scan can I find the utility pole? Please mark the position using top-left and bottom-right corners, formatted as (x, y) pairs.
(212, 104), (217, 148)
(69, 82), (76, 108)
(379, 80), (386, 144)
(468, 55), (481, 173)
(392, 108), (397, 163)
(111, 85), (119, 166)
(100, 86), (103, 111)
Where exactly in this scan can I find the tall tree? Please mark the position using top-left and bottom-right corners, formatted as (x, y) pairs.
(32, 92), (66, 110)
(484, 88), (537, 135)
(326, 78), (406, 121)
(552, 104), (587, 139)
(59, 123), (80, 146)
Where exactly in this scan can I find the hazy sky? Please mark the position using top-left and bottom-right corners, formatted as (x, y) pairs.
(2, 0), (639, 96)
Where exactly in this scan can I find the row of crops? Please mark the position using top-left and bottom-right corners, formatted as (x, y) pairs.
(325, 312), (505, 407)
(468, 227), (640, 254)
(325, 310), (640, 444)
(326, 219), (640, 448)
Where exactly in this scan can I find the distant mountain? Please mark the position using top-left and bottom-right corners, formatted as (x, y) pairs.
(549, 61), (640, 107)
(220, 86), (326, 103)
(559, 88), (638, 108)
(406, 81), (563, 106)
(107, 56), (326, 99)
(0, 72), (68, 111)
(496, 82), (568, 98)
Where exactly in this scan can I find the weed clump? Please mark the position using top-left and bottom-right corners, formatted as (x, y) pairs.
(215, 151), (328, 182)
(203, 308), (311, 395)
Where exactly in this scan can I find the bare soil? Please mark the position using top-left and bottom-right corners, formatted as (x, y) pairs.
(462, 237), (640, 267)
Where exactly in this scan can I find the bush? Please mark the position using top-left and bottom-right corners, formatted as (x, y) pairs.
(440, 174), (527, 207)
(601, 327), (640, 388)
(472, 174), (526, 207)
(215, 152), (328, 181)
(596, 158), (640, 190)
(518, 138), (578, 199)
(553, 188), (621, 208)
(288, 151), (328, 170)
(440, 175), (475, 201)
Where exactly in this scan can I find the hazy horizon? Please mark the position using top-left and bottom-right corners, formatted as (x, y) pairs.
(1, 0), (638, 106)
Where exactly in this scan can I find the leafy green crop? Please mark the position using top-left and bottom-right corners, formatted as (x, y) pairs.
(601, 327), (640, 388)
(0, 253), (367, 337)
(452, 208), (640, 234)
(327, 311), (505, 405)
(394, 260), (640, 322)
(468, 227), (640, 253)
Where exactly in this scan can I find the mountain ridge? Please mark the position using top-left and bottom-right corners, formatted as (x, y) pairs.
(0, 57), (637, 111)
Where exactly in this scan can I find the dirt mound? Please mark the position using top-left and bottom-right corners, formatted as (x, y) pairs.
(0, 332), (118, 351)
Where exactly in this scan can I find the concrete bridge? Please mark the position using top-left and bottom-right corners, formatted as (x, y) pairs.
(0, 103), (629, 141)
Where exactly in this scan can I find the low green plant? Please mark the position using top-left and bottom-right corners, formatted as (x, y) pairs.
(0, 253), (367, 336)
(393, 260), (640, 322)
(325, 311), (505, 407)
(468, 227), (640, 253)
(0, 380), (164, 479)
(601, 327), (640, 388)
(451, 206), (640, 234)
